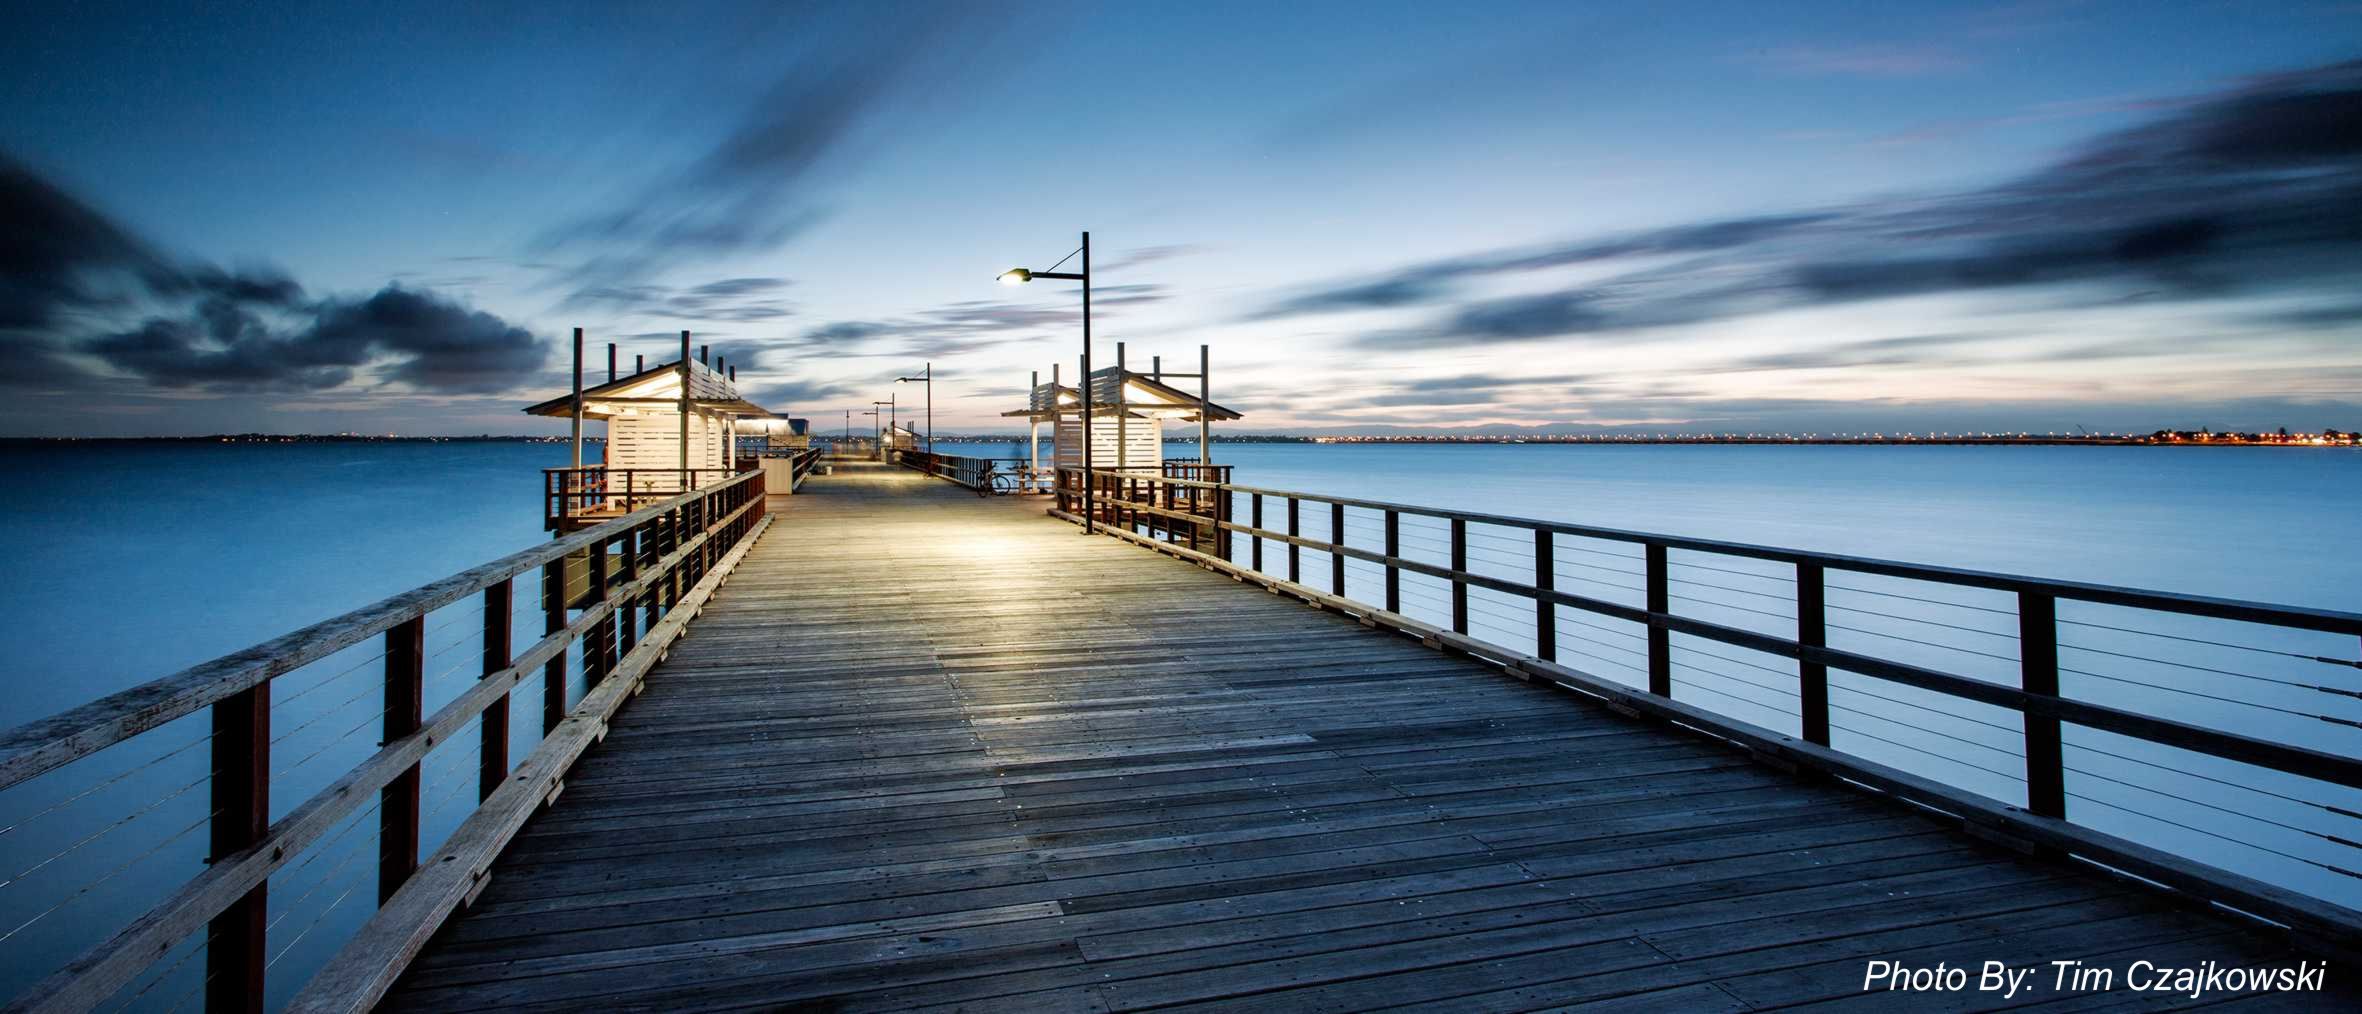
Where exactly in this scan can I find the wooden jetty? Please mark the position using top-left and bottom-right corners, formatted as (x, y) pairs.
(5, 455), (2360, 1012)
(375, 462), (2341, 1011)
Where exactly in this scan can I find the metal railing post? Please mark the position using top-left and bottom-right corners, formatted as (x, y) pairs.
(1797, 562), (1829, 745)
(1450, 518), (1468, 635)
(2020, 591), (2065, 817)
(1287, 498), (1301, 584)
(1646, 543), (1671, 696)
(1535, 530), (1555, 662)
(1383, 510), (1400, 613)
(1331, 502), (1346, 595)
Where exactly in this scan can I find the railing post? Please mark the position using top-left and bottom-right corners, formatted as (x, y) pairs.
(1646, 543), (1670, 696)
(380, 616), (424, 905)
(542, 558), (567, 733)
(1797, 562), (1829, 745)
(1383, 510), (1400, 614)
(204, 683), (269, 1014)
(1330, 502), (1346, 595)
(618, 526), (640, 658)
(2020, 591), (2065, 818)
(1450, 518), (1468, 635)
(1287, 497), (1300, 584)
(1216, 484), (1232, 561)
(481, 579), (511, 802)
(1534, 530), (1555, 663)
(586, 534), (611, 688)
(1251, 493), (1264, 572)
(1187, 479), (1203, 553)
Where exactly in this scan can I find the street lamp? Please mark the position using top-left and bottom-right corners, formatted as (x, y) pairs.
(998, 232), (1092, 532)
(872, 398), (895, 461)
(896, 363), (932, 451)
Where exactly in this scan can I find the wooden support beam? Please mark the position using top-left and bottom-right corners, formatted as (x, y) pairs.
(480, 579), (511, 802)
(380, 617), (425, 905)
(203, 684), (268, 1014)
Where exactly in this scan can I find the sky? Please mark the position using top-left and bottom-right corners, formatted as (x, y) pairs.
(1, 0), (2359, 437)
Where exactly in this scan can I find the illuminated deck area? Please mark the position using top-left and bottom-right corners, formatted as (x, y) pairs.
(384, 462), (2343, 1012)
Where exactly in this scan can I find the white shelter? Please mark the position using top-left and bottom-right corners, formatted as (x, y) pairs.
(523, 357), (777, 495)
(1001, 363), (1241, 477)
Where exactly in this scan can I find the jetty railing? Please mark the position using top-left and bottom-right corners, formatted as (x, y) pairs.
(541, 464), (751, 530)
(0, 470), (769, 1013)
(1052, 466), (2362, 945)
(1056, 464), (1233, 555)
(899, 451), (1054, 495)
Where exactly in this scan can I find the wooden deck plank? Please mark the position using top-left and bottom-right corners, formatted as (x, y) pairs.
(382, 461), (2351, 1012)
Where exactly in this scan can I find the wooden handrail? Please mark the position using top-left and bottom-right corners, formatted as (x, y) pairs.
(0, 471), (764, 794)
(0, 470), (768, 1013)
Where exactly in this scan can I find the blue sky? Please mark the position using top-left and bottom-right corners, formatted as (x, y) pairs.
(2, 1), (2358, 435)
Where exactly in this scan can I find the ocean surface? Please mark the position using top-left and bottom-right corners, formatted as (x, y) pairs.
(5, 440), (2356, 723)
(0, 439), (2356, 1004)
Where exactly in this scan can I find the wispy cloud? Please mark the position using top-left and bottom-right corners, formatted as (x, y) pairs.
(535, 8), (989, 285)
(1244, 59), (2362, 351)
(1752, 43), (1973, 78)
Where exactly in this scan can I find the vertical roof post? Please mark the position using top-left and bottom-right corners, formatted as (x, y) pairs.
(1200, 344), (1212, 466)
(679, 331), (692, 474)
(570, 328), (584, 471)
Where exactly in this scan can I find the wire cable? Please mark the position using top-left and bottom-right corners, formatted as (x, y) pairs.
(2059, 666), (2334, 721)
(2059, 616), (2361, 668)
(1825, 582), (2017, 616)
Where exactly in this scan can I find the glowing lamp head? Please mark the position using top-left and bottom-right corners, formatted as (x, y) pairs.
(997, 268), (1033, 285)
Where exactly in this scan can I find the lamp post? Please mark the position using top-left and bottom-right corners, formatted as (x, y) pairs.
(1000, 232), (1091, 532)
(897, 363), (932, 451)
(872, 398), (895, 461)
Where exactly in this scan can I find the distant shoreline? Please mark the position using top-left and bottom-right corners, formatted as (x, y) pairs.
(2, 432), (2353, 448)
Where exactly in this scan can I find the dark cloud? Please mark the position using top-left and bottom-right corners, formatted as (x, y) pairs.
(567, 276), (794, 322)
(2260, 302), (2362, 327)
(1399, 372), (1592, 393)
(2, 151), (549, 395)
(771, 287), (1158, 361)
(0, 153), (173, 332)
(1257, 277), (1457, 319)
(1699, 333), (1995, 374)
(744, 377), (855, 407)
(1255, 60), (2362, 351)
(91, 286), (546, 393)
(1096, 245), (1202, 273)
(1093, 283), (1169, 308)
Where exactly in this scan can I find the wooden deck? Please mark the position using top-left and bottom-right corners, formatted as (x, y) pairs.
(387, 462), (2344, 1012)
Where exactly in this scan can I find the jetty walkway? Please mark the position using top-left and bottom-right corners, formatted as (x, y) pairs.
(377, 462), (2336, 1011)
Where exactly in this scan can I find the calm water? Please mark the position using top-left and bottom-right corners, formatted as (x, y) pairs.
(0, 440), (2356, 1004)
(5, 441), (2353, 721)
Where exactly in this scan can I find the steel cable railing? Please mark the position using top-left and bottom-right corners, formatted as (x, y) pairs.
(1052, 465), (2362, 942)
